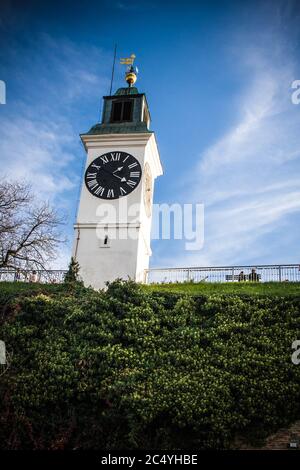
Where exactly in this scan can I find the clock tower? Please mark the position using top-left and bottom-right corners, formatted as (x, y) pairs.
(73, 58), (163, 289)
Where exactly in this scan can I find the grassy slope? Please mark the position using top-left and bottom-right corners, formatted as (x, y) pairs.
(0, 282), (66, 294)
(145, 281), (300, 297)
(1, 281), (300, 299)
(0, 282), (69, 305)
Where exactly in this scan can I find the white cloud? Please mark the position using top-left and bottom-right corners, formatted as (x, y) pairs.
(0, 34), (110, 268)
(156, 26), (300, 268)
(0, 34), (108, 199)
(0, 116), (77, 198)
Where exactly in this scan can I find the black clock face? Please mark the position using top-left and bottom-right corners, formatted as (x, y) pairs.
(85, 151), (142, 199)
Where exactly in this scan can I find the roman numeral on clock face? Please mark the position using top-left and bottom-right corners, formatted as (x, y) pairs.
(110, 152), (121, 161)
(87, 179), (98, 190)
(100, 155), (109, 164)
(107, 189), (114, 198)
(128, 162), (138, 169)
(86, 172), (97, 179)
(130, 171), (140, 178)
(127, 180), (137, 188)
(120, 187), (127, 196)
(94, 186), (105, 196)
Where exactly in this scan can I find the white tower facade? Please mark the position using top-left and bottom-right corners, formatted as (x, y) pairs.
(73, 83), (163, 289)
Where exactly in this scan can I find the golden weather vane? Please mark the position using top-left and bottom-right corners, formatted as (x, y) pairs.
(120, 53), (136, 65)
(120, 53), (138, 87)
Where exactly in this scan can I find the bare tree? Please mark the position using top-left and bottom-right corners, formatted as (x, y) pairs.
(0, 180), (65, 271)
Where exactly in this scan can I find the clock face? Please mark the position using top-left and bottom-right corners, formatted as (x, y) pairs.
(85, 151), (142, 200)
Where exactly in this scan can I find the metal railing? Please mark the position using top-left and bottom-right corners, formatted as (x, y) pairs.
(144, 264), (300, 284)
(1, 265), (300, 285)
(0, 269), (67, 284)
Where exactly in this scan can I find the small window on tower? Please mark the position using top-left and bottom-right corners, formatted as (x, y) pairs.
(99, 235), (110, 248)
(111, 100), (133, 122)
(123, 101), (133, 121)
(111, 101), (122, 122)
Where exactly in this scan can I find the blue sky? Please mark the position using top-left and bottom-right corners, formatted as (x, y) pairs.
(1, 0), (300, 268)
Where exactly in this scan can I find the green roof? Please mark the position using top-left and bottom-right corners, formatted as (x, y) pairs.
(86, 122), (152, 135)
(114, 87), (139, 96)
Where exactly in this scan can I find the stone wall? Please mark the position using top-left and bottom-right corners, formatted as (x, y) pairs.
(235, 421), (300, 450)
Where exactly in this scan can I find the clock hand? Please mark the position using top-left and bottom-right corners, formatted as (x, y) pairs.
(100, 166), (125, 180)
(113, 166), (123, 173)
(98, 166), (126, 182)
(113, 174), (127, 182)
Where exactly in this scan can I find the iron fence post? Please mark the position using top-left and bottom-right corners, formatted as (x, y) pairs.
(279, 265), (282, 282)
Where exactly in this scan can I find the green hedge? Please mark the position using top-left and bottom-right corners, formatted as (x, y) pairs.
(1, 280), (300, 449)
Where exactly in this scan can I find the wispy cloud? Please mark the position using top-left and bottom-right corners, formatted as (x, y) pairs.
(0, 33), (110, 267)
(0, 116), (76, 197)
(0, 34), (108, 198)
(155, 10), (300, 268)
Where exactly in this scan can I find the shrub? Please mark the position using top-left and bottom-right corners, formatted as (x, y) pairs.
(0, 280), (300, 449)
(64, 257), (81, 284)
